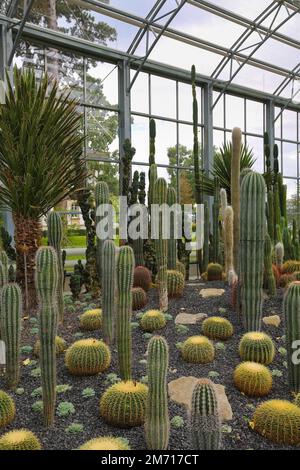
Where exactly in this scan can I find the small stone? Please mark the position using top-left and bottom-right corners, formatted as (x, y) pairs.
(175, 312), (207, 325)
(168, 376), (232, 422)
(199, 288), (225, 298)
(262, 315), (281, 328)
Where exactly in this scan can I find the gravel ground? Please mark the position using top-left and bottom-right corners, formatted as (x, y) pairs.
(0, 281), (297, 450)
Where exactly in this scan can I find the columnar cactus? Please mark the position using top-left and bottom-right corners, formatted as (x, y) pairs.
(283, 226), (293, 261)
(35, 247), (59, 427)
(224, 206), (236, 284)
(145, 336), (169, 450)
(116, 245), (134, 381)
(149, 119), (156, 166)
(240, 171), (266, 331)
(0, 250), (8, 276)
(0, 283), (22, 390)
(190, 379), (221, 450)
(154, 178), (168, 312)
(203, 201), (209, 273)
(264, 233), (276, 296)
(191, 65), (201, 205)
(167, 187), (177, 270)
(212, 177), (220, 263)
(102, 240), (116, 345)
(47, 212), (64, 323)
(284, 282), (300, 393)
(275, 242), (284, 270)
(231, 127), (242, 273)
(95, 181), (110, 288)
(148, 163), (157, 208)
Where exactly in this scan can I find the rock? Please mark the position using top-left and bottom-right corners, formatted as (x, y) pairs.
(168, 376), (232, 422)
(200, 288), (225, 298)
(263, 315), (281, 328)
(175, 312), (207, 325)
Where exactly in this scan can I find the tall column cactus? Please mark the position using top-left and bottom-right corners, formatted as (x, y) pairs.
(154, 178), (168, 312)
(102, 240), (116, 345)
(240, 171), (266, 331)
(149, 119), (156, 166)
(231, 127), (242, 274)
(275, 242), (284, 270)
(0, 251), (8, 275)
(203, 201), (210, 273)
(212, 177), (220, 263)
(0, 283), (22, 390)
(95, 181), (110, 289)
(0, 253), (9, 341)
(47, 212), (64, 323)
(36, 247), (59, 427)
(224, 206), (237, 285)
(167, 186), (177, 270)
(116, 245), (134, 381)
(191, 65), (201, 205)
(264, 233), (276, 296)
(148, 163), (157, 208)
(190, 379), (221, 450)
(145, 336), (169, 450)
(284, 282), (300, 393)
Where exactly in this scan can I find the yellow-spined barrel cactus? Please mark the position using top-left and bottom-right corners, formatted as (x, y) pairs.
(132, 287), (148, 311)
(0, 429), (41, 450)
(182, 336), (215, 364)
(202, 317), (233, 340)
(167, 270), (185, 298)
(80, 309), (102, 331)
(34, 336), (66, 357)
(233, 362), (272, 397)
(0, 390), (15, 428)
(294, 394), (300, 408)
(207, 263), (223, 281)
(133, 266), (152, 292)
(253, 400), (300, 445)
(65, 339), (111, 376)
(176, 260), (186, 279)
(281, 260), (300, 274)
(239, 331), (275, 365)
(100, 381), (148, 428)
(79, 436), (130, 450)
(140, 310), (166, 332)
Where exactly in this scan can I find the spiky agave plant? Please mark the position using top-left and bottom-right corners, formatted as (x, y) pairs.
(0, 67), (86, 311)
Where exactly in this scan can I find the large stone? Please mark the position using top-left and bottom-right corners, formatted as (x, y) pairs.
(175, 312), (207, 325)
(200, 288), (225, 298)
(168, 376), (232, 422)
(263, 315), (281, 328)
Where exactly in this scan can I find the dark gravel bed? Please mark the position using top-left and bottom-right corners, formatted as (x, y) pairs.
(0, 281), (296, 450)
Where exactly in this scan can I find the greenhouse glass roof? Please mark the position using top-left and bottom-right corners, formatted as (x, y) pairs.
(1, 0), (300, 103)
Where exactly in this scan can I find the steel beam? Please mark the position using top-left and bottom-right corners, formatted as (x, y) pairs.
(7, 0), (34, 65)
(6, 0), (19, 18)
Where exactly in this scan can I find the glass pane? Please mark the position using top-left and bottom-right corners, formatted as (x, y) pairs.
(213, 92), (224, 129)
(151, 75), (176, 119)
(86, 60), (118, 108)
(87, 161), (120, 198)
(155, 120), (177, 166)
(86, 109), (119, 160)
(178, 124), (194, 168)
(214, 130), (225, 150)
(275, 140), (283, 174)
(246, 136), (264, 173)
(282, 110), (298, 142)
(285, 179), (300, 225)
(225, 95), (245, 131)
(282, 142), (298, 178)
(275, 108), (282, 139)
(131, 116), (149, 164)
(178, 82), (201, 124)
(131, 72), (149, 114)
(246, 100), (264, 135)
(179, 169), (194, 204)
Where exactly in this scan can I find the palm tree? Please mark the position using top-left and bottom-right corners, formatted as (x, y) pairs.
(0, 67), (86, 311)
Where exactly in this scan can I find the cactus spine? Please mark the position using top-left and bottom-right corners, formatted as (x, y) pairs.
(95, 182), (110, 288)
(190, 379), (221, 450)
(0, 283), (22, 390)
(284, 282), (300, 393)
(240, 171), (266, 331)
(102, 240), (116, 345)
(116, 245), (134, 381)
(264, 233), (276, 296)
(167, 187), (177, 270)
(275, 242), (284, 270)
(47, 212), (64, 323)
(36, 247), (59, 426)
(154, 178), (168, 312)
(145, 336), (169, 450)
(231, 127), (242, 274)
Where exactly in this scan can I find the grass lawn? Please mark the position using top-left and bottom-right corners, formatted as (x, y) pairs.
(41, 235), (86, 248)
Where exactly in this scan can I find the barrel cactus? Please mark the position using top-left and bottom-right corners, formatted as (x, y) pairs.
(133, 266), (152, 292)
(0, 283), (22, 389)
(145, 336), (169, 450)
(207, 263), (223, 281)
(181, 336), (215, 364)
(100, 381), (148, 428)
(35, 246), (59, 427)
(34, 336), (66, 358)
(239, 332), (275, 365)
(80, 309), (102, 331)
(132, 287), (148, 311)
(102, 240), (116, 344)
(0, 429), (41, 450)
(79, 436), (130, 450)
(140, 310), (166, 332)
(190, 379), (221, 450)
(202, 317), (233, 340)
(167, 270), (185, 297)
(0, 390), (15, 428)
(154, 178), (168, 312)
(47, 211), (64, 323)
(233, 362), (272, 397)
(284, 281), (300, 393)
(65, 338), (111, 376)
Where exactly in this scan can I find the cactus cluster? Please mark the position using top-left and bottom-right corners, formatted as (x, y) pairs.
(34, 336), (66, 358)
(239, 332), (275, 365)
(284, 282), (300, 393)
(190, 379), (221, 450)
(181, 336), (215, 364)
(35, 247), (59, 427)
(145, 336), (169, 450)
(207, 263), (223, 281)
(202, 317), (233, 340)
(65, 339), (111, 376)
(102, 240), (116, 344)
(100, 381), (148, 428)
(132, 287), (148, 311)
(253, 400), (300, 445)
(233, 362), (272, 397)
(79, 436), (130, 450)
(140, 310), (166, 332)
(167, 270), (185, 298)
(0, 429), (41, 450)
(47, 212), (64, 323)
(133, 266), (152, 292)
(0, 283), (22, 389)
(80, 309), (102, 331)
(0, 390), (15, 428)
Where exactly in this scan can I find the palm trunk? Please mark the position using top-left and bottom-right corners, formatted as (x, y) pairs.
(14, 215), (41, 313)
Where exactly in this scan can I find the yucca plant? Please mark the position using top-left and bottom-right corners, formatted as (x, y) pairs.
(0, 67), (86, 310)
